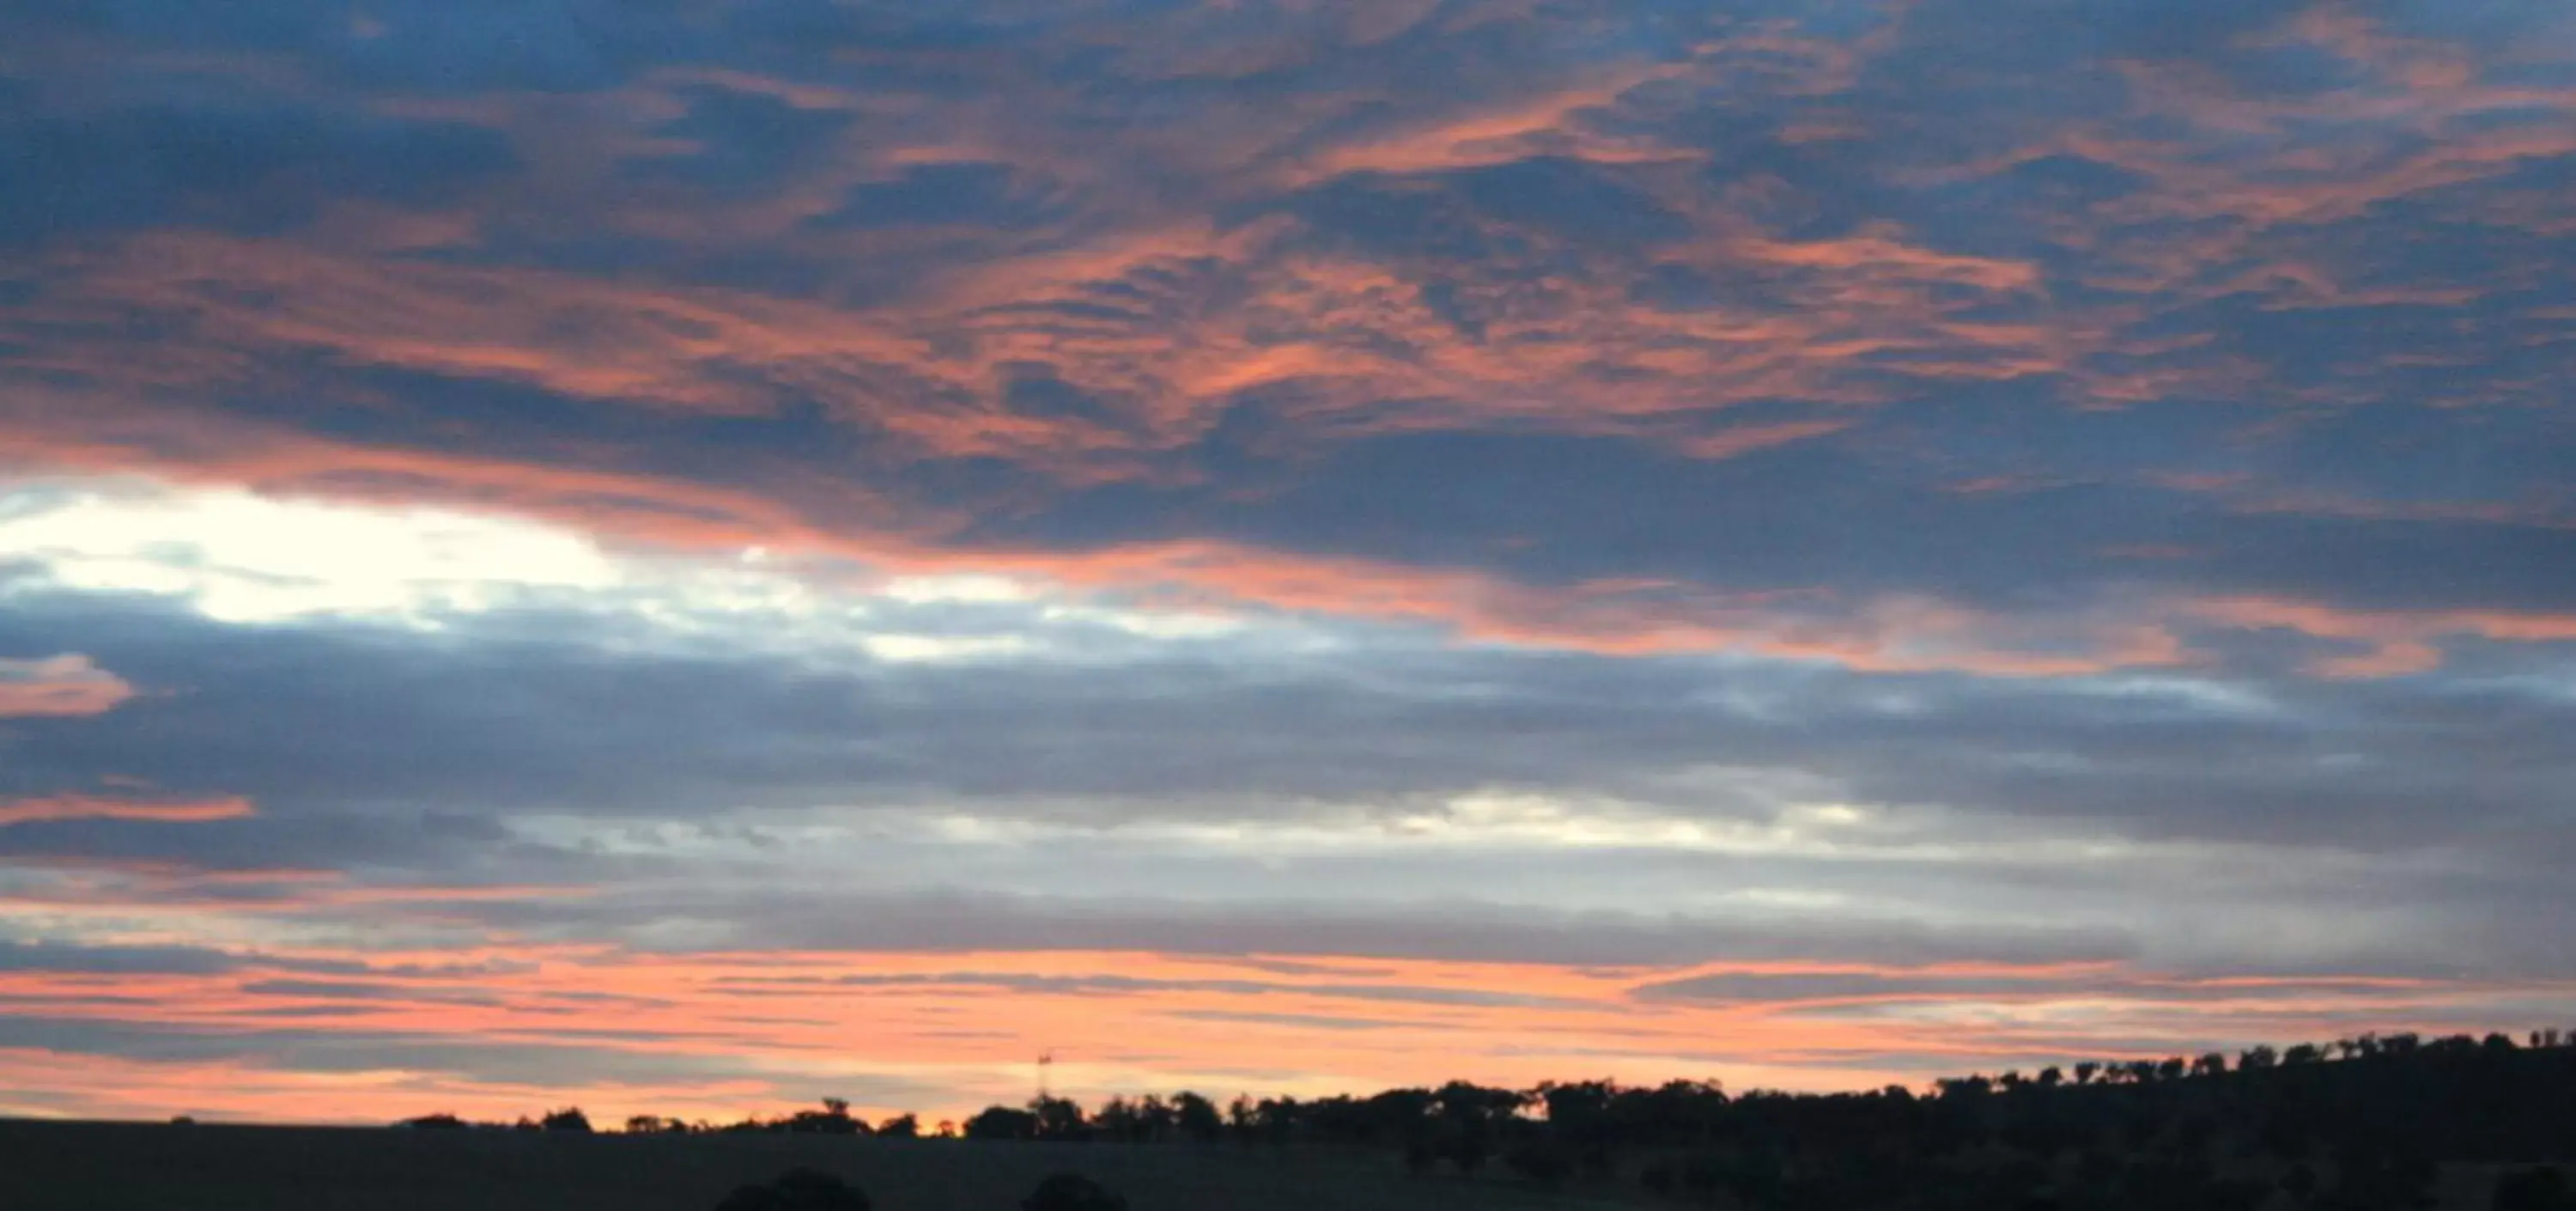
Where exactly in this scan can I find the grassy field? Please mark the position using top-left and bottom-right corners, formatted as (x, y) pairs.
(0, 1120), (1644, 1211)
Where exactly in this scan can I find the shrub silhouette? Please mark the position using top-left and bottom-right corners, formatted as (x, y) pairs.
(964, 1105), (1040, 1141)
(1022, 1172), (1128, 1211)
(713, 1168), (872, 1211)
(2495, 1168), (2573, 1211)
(1503, 1141), (1574, 1187)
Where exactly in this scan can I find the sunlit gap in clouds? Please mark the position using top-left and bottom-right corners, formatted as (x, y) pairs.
(0, 478), (1273, 664)
(0, 471), (2569, 1125)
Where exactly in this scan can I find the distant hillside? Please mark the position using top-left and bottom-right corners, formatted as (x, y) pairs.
(375, 1029), (2576, 1210)
(27, 1029), (2568, 1210)
(969, 1028), (2576, 1209)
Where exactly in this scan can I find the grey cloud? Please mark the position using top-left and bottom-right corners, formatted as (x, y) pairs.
(1631, 969), (2463, 1007)
(0, 0), (2572, 1099)
(467, 886), (2144, 971)
(3, 590), (2572, 862)
(623, 85), (856, 198)
(0, 940), (246, 976)
(0, 940), (538, 980)
(0, 1015), (939, 1102)
(716, 971), (1587, 1011)
(0, 105), (519, 244)
(21, 0), (653, 94)
(813, 162), (1078, 231)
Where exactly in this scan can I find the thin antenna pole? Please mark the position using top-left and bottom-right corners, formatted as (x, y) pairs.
(1037, 1050), (1054, 1101)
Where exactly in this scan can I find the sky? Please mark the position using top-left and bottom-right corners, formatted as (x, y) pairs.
(0, 0), (2573, 1127)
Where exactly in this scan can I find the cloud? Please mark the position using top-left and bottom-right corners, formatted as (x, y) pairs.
(0, 104), (517, 245)
(0, 795), (252, 828)
(2, 0), (2574, 1120)
(0, 654), (132, 717)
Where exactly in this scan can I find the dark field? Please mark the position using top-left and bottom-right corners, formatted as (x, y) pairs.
(0, 1120), (1637, 1211)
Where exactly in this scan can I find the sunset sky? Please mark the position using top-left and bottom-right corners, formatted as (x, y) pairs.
(3, 0), (2574, 1126)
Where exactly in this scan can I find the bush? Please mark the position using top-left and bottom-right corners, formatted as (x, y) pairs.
(713, 1168), (872, 1211)
(2495, 1168), (2573, 1211)
(1022, 1172), (1128, 1211)
(1402, 1139), (1438, 1176)
(1504, 1141), (1575, 1187)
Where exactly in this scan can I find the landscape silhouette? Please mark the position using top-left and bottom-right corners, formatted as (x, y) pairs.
(8, 1027), (2566, 1209)
(6, 0), (2576, 1208)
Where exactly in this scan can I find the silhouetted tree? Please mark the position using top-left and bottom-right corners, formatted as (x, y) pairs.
(1093, 1096), (1141, 1142)
(963, 1106), (1039, 1141)
(713, 1168), (871, 1211)
(1030, 1095), (1090, 1141)
(612, 1025), (2576, 1211)
(1170, 1091), (1224, 1143)
(783, 1098), (867, 1135)
(876, 1113), (918, 1139)
(540, 1106), (592, 1133)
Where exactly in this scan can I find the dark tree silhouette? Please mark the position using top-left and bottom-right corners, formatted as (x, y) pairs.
(441, 1026), (2576, 1211)
(713, 1168), (871, 1211)
(539, 1106), (592, 1133)
(782, 1098), (868, 1135)
(963, 1105), (1040, 1141)
(1170, 1091), (1224, 1143)
(1030, 1096), (1090, 1141)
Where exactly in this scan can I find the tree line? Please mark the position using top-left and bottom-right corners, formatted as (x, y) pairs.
(402, 1028), (2576, 1210)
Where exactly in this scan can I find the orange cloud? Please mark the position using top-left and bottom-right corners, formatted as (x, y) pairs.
(0, 936), (2552, 1125)
(2188, 597), (2576, 678)
(0, 654), (135, 718)
(0, 392), (2175, 677)
(0, 795), (254, 828)
(1291, 66), (1698, 181)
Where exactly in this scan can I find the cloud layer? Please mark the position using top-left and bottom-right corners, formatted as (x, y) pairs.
(0, 0), (2571, 1122)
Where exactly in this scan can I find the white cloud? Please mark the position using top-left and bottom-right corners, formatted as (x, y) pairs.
(0, 483), (621, 624)
(0, 478), (1291, 666)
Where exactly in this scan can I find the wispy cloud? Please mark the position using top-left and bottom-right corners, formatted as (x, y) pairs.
(0, 654), (133, 718)
(0, 0), (2571, 1120)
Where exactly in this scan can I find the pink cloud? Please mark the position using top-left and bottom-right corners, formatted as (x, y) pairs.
(0, 795), (254, 828)
(2188, 597), (2576, 678)
(0, 654), (135, 719)
(0, 940), (2555, 1125)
